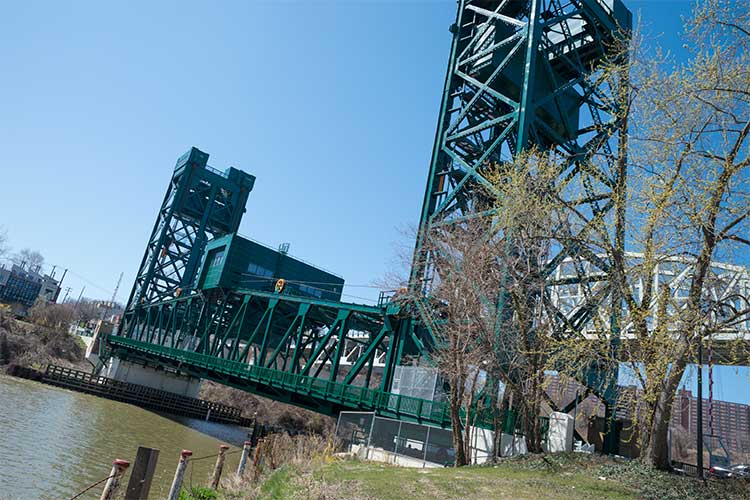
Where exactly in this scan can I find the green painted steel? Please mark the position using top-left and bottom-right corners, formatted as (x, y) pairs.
(196, 233), (344, 301)
(412, 0), (632, 297)
(408, 0), (632, 452)
(116, 284), (411, 391)
(123, 147), (256, 309)
(109, 1), (634, 450)
(106, 334), (528, 432)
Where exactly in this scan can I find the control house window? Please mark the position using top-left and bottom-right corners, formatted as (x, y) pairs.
(247, 262), (274, 278)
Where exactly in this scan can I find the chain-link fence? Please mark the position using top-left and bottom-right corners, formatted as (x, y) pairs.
(336, 410), (554, 467)
(336, 411), (458, 466)
(391, 366), (443, 402)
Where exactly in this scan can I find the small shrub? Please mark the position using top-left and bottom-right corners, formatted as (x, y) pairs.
(178, 486), (219, 500)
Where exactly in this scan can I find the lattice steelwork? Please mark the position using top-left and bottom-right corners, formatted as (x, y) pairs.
(124, 148), (255, 309)
(551, 254), (750, 363)
(412, 0), (631, 297)
(110, 290), (439, 421)
(106, 1), (646, 442)
(404, 0), (633, 452)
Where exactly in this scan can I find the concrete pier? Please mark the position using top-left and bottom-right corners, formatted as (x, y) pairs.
(84, 320), (201, 398)
(102, 357), (201, 398)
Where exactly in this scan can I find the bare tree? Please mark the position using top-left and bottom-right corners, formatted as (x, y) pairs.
(398, 1), (749, 470)
(28, 299), (75, 330)
(556, 0), (750, 469)
(0, 227), (8, 262)
(410, 151), (570, 461)
(13, 248), (44, 270)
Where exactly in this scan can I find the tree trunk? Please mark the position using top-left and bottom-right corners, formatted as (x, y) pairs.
(490, 375), (504, 462)
(449, 381), (468, 466)
(643, 341), (689, 469)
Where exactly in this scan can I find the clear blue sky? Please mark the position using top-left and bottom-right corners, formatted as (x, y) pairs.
(1, 0), (748, 403)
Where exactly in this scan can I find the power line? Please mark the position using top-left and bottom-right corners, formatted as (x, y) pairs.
(64, 268), (114, 296)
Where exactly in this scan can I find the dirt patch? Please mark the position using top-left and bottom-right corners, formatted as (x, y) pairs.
(199, 380), (334, 435)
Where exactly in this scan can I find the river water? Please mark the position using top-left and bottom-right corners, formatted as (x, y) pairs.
(0, 374), (249, 499)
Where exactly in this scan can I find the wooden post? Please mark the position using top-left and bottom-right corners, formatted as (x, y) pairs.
(125, 446), (160, 500)
(252, 439), (264, 481)
(166, 450), (192, 500)
(236, 441), (252, 477)
(209, 444), (230, 489)
(99, 459), (130, 500)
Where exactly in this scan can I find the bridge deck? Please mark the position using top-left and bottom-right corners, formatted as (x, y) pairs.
(107, 335), (478, 429)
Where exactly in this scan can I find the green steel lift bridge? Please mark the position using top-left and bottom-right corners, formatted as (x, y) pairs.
(105, 0), (634, 447)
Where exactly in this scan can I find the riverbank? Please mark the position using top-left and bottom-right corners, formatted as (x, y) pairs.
(0, 373), (249, 498)
(0, 308), (334, 436)
(199, 380), (335, 435)
(214, 441), (750, 500)
(0, 311), (87, 369)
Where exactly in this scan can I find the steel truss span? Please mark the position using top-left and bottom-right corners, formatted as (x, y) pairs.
(551, 253), (750, 364)
(105, 1), (662, 437)
(112, 289), (457, 426)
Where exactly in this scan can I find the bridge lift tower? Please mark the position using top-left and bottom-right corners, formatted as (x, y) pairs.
(411, 0), (632, 451)
(106, 0), (632, 452)
(125, 148), (255, 308)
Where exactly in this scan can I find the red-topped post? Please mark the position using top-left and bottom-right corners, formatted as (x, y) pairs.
(99, 459), (130, 500)
(210, 444), (231, 489)
(167, 450), (192, 500)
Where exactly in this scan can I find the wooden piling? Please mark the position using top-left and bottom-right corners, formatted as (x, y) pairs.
(125, 446), (160, 500)
(209, 444), (230, 489)
(167, 450), (192, 500)
(236, 441), (252, 477)
(252, 439), (264, 481)
(99, 459), (130, 500)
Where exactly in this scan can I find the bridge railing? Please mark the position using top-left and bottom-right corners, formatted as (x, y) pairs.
(107, 334), (498, 429)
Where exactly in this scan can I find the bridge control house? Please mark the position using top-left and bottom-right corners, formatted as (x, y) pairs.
(196, 233), (344, 302)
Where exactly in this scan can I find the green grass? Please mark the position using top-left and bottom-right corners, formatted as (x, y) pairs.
(259, 467), (296, 500)
(224, 453), (750, 500)
(315, 458), (635, 500)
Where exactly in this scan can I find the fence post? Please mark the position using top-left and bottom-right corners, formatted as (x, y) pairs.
(210, 444), (230, 489)
(252, 439), (265, 481)
(99, 459), (130, 500)
(237, 441), (252, 478)
(125, 446), (160, 500)
(394, 421), (403, 455)
(166, 449), (192, 500)
(423, 426), (431, 467)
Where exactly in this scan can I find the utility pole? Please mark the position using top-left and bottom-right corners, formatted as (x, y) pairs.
(696, 340), (704, 479)
(101, 272), (123, 320)
(62, 287), (72, 303)
(54, 268), (68, 303)
(75, 286), (86, 310)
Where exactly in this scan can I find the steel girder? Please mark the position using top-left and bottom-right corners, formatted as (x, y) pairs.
(413, 0), (630, 298)
(409, 0), (631, 452)
(117, 288), (425, 397)
(124, 148), (255, 310)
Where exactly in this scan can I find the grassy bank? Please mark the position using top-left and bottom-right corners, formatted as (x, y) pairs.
(212, 439), (749, 500)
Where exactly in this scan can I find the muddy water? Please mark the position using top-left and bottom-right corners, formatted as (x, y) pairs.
(0, 374), (249, 499)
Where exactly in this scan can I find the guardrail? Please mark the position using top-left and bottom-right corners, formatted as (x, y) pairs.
(107, 335), (495, 429)
(40, 364), (248, 425)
